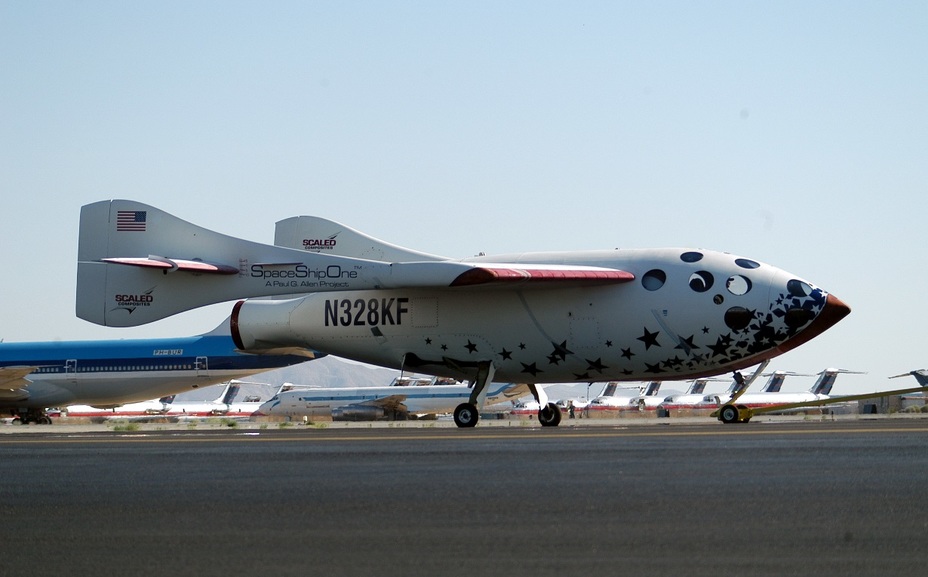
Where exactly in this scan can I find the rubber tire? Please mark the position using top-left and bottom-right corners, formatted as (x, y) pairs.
(453, 403), (479, 428)
(538, 403), (562, 427)
(719, 404), (740, 424)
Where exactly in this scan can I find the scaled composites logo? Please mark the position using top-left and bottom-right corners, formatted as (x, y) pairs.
(302, 232), (339, 251)
(111, 288), (155, 314)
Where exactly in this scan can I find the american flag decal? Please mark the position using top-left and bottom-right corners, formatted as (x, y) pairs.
(116, 210), (147, 232)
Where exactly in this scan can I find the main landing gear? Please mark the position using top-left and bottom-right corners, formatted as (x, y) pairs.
(452, 363), (561, 428)
(12, 408), (54, 425)
(717, 403), (752, 424)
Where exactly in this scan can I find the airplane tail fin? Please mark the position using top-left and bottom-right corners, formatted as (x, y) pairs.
(642, 381), (661, 396)
(275, 216), (447, 262)
(688, 379), (709, 395)
(220, 381), (240, 405)
(76, 200), (356, 327)
(810, 369), (865, 395)
(889, 370), (928, 387)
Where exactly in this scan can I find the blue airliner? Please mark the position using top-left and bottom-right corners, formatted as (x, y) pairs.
(1, 320), (318, 424)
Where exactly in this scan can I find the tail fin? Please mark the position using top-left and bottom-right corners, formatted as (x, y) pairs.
(275, 216), (446, 262)
(889, 370), (928, 387)
(77, 200), (312, 326)
(688, 379), (709, 395)
(220, 381), (240, 405)
(809, 368), (866, 395)
(76, 200), (394, 327)
(642, 381), (661, 396)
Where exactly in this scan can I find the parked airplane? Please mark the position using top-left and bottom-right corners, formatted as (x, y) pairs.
(75, 200), (851, 427)
(699, 369), (863, 413)
(585, 381), (662, 412)
(255, 380), (530, 421)
(715, 369), (928, 423)
(658, 377), (721, 410)
(1, 320), (316, 424)
(64, 380), (281, 420)
(64, 395), (176, 419)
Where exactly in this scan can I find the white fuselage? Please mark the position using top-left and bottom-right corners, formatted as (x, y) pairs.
(233, 248), (847, 385)
(257, 382), (528, 419)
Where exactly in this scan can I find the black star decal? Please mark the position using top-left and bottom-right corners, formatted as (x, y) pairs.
(707, 336), (730, 358)
(465, 340), (478, 354)
(441, 344), (448, 351)
(425, 338), (432, 345)
(644, 362), (665, 374)
(605, 340), (613, 347)
(519, 343), (527, 350)
(550, 340), (572, 362)
(585, 358), (608, 373)
(637, 327), (661, 350)
(621, 347), (635, 360)
(499, 348), (512, 360)
(573, 372), (591, 381)
(674, 334), (701, 355)
(521, 362), (542, 376)
(702, 326), (710, 334)
(547, 353), (561, 365)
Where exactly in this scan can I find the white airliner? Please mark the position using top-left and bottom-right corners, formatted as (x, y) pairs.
(697, 368), (863, 412)
(64, 396), (176, 419)
(255, 380), (529, 421)
(75, 200), (851, 427)
(660, 371), (803, 411)
(585, 381), (662, 411)
(65, 381), (280, 420)
(658, 377), (720, 410)
(1, 320), (314, 424)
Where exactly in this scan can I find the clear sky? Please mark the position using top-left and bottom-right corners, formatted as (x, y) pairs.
(2, 1), (926, 394)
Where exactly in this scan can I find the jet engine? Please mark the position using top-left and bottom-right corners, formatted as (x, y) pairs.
(332, 405), (388, 421)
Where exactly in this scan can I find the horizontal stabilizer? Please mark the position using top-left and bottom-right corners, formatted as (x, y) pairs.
(101, 256), (239, 275)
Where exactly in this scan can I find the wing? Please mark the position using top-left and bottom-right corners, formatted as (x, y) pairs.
(357, 394), (409, 412)
(0, 366), (35, 401)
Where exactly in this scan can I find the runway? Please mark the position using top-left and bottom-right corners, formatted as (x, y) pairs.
(2, 418), (927, 576)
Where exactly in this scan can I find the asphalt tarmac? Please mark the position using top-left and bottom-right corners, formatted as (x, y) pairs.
(2, 418), (927, 576)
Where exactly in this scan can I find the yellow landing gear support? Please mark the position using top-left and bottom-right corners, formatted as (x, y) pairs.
(713, 361), (769, 424)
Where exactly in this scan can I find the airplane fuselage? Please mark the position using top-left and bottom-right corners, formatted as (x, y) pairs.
(233, 248), (846, 384)
(257, 382), (527, 419)
(0, 334), (310, 410)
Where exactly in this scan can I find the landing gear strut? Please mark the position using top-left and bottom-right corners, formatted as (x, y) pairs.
(452, 362), (496, 428)
(13, 408), (54, 425)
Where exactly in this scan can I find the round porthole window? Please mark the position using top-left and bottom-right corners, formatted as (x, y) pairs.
(726, 275), (752, 296)
(787, 279), (812, 298)
(784, 307), (815, 329)
(642, 269), (666, 291)
(724, 306), (753, 331)
(688, 271), (714, 293)
(735, 258), (760, 269)
(680, 251), (703, 263)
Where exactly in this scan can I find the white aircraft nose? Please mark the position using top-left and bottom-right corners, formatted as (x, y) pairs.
(777, 293), (850, 355)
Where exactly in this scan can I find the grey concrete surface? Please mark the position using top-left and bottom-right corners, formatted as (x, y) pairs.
(1, 419), (927, 576)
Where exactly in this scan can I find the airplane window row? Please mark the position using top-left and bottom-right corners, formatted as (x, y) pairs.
(33, 364), (196, 373)
(641, 268), (753, 297)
